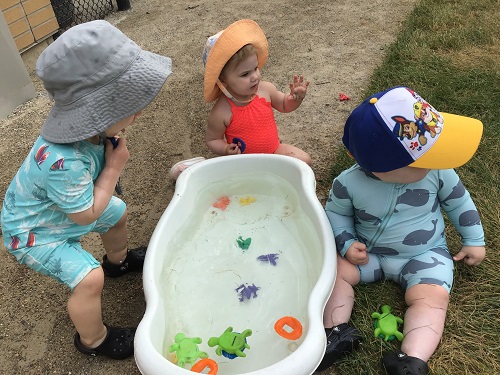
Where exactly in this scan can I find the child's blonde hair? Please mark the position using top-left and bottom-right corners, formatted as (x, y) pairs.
(221, 44), (257, 77)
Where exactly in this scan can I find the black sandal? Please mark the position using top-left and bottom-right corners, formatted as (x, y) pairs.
(382, 351), (429, 375)
(74, 324), (135, 360)
(102, 246), (147, 277)
(315, 323), (362, 372)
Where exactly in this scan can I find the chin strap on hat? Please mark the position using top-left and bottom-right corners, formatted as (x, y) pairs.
(216, 80), (234, 100)
(216, 80), (256, 104)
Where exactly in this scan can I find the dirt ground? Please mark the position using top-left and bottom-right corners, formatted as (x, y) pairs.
(0, 0), (417, 374)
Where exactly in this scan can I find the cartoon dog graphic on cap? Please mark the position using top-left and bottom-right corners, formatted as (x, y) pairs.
(392, 96), (443, 146)
(413, 100), (443, 137)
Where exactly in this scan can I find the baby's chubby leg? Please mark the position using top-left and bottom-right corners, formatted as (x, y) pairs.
(402, 283), (449, 361)
(274, 143), (312, 166)
(316, 253), (362, 371)
(323, 253), (360, 327)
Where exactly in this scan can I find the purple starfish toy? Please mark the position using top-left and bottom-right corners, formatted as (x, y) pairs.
(257, 253), (279, 266)
(235, 283), (260, 302)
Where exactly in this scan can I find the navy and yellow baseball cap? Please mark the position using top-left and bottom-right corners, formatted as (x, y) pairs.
(342, 86), (483, 172)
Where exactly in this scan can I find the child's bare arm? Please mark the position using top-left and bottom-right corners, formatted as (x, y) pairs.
(267, 76), (310, 113)
(205, 103), (239, 155)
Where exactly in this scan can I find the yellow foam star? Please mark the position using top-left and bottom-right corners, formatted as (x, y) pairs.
(239, 196), (256, 206)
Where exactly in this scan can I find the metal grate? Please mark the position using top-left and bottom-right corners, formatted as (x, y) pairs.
(50, 0), (114, 31)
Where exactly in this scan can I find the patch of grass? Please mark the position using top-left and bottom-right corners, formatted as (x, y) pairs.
(327, 0), (499, 374)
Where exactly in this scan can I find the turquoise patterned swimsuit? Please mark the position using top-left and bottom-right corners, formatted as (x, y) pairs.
(1, 135), (125, 289)
(325, 165), (485, 292)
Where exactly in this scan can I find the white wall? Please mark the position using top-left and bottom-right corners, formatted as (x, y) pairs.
(0, 12), (36, 119)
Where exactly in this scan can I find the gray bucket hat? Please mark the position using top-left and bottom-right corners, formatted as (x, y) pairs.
(36, 20), (172, 143)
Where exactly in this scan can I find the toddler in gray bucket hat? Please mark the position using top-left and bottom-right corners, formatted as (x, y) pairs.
(36, 19), (171, 143)
(1, 20), (172, 360)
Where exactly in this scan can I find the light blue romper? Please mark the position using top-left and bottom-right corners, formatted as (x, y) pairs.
(1, 136), (126, 289)
(325, 165), (485, 293)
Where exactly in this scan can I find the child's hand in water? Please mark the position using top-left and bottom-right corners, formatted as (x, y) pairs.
(289, 75), (310, 101)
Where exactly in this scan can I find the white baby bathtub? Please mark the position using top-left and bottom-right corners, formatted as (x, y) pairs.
(135, 154), (336, 375)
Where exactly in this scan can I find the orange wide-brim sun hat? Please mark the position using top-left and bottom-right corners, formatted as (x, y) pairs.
(203, 19), (268, 103)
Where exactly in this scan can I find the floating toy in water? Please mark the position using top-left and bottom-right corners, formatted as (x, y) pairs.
(257, 253), (279, 266)
(191, 358), (218, 374)
(232, 137), (246, 153)
(235, 283), (260, 302)
(274, 316), (303, 340)
(372, 305), (404, 342)
(208, 327), (252, 359)
(239, 196), (256, 206)
(169, 333), (208, 367)
(213, 196), (230, 210)
(237, 236), (252, 250)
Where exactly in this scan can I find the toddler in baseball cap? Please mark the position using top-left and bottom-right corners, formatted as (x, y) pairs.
(1, 20), (172, 360)
(318, 87), (485, 374)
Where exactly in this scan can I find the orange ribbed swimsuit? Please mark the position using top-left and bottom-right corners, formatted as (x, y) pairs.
(224, 96), (280, 154)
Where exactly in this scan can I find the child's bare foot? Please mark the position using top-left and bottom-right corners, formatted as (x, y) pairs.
(169, 157), (205, 180)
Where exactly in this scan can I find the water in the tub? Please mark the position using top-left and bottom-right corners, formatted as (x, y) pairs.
(161, 173), (321, 373)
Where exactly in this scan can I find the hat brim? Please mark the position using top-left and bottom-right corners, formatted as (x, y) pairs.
(203, 19), (268, 103)
(41, 50), (172, 143)
(410, 112), (483, 169)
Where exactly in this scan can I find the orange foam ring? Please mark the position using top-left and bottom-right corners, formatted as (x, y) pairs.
(274, 316), (303, 340)
(191, 358), (218, 374)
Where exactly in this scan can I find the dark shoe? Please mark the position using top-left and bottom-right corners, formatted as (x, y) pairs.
(74, 324), (135, 360)
(382, 351), (429, 375)
(315, 323), (361, 372)
(102, 246), (146, 277)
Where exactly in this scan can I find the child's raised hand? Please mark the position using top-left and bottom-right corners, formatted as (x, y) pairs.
(289, 75), (310, 101)
(453, 245), (486, 266)
(345, 241), (369, 265)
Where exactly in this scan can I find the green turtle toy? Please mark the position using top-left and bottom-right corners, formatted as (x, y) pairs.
(208, 326), (252, 359)
(372, 305), (404, 342)
(169, 333), (208, 367)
